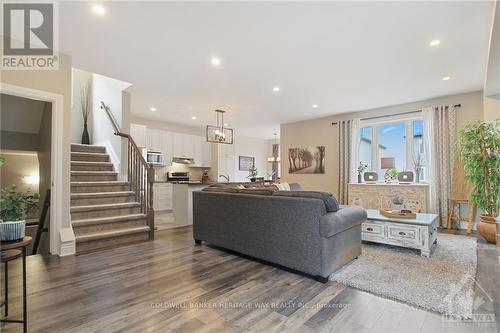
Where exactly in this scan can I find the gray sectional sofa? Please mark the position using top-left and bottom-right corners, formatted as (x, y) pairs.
(192, 183), (367, 282)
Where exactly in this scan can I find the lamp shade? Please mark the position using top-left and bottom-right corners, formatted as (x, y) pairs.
(380, 157), (395, 169)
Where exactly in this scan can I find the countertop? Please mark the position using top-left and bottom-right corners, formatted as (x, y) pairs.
(154, 180), (214, 185)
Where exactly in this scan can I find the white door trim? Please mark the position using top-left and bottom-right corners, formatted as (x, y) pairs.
(0, 83), (75, 255)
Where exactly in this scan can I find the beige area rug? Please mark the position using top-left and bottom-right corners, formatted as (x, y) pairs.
(330, 234), (477, 319)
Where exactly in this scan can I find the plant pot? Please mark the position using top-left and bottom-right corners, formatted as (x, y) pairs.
(480, 214), (496, 223)
(250, 177), (256, 182)
(357, 174), (362, 183)
(496, 220), (500, 249)
(477, 217), (496, 244)
(0, 220), (26, 241)
(81, 123), (90, 145)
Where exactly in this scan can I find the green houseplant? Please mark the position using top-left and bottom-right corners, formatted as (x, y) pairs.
(357, 162), (368, 183)
(458, 120), (500, 243)
(0, 186), (39, 241)
(247, 165), (258, 182)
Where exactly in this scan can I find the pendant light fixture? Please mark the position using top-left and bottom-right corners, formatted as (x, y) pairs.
(267, 133), (280, 163)
(206, 109), (234, 144)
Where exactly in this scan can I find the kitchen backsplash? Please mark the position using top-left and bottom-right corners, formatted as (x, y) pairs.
(154, 163), (207, 182)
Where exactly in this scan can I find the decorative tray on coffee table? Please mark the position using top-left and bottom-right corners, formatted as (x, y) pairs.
(379, 209), (416, 219)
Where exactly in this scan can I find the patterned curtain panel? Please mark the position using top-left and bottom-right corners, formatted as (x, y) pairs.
(423, 105), (457, 226)
(337, 120), (352, 204)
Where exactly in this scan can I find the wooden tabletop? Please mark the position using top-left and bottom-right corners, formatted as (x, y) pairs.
(0, 236), (32, 250)
(0, 249), (22, 263)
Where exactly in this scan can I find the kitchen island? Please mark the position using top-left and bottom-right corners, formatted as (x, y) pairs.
(172, 182), (211, 226)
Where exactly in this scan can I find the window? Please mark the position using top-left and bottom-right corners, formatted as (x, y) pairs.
(358, 114), (425, 181)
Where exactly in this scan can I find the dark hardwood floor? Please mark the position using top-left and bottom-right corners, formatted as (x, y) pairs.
(1, 227), (498, 333)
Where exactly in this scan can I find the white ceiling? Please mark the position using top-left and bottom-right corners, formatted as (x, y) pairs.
(59, 1), (494, 139)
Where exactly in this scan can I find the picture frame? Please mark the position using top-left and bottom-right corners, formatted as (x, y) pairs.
(239, 156), (255, 171)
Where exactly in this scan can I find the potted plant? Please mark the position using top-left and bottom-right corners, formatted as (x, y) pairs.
(384, 167), (398, 183)
(357, 162), (368, 183)
(458, 120), (499, 243)
(0, 186), (39, 241)
(247, 165), (258, 182)
(80, 82), (91, 145)
(392, 195), (405, 211)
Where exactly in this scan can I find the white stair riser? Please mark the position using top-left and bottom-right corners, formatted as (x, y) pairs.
(71, 145), (106, 153)
(76, 232), (149, 254)
(71, 184), (130, 193)
(73, 219), (147, 235)
(71, 194), (136, 206)
(71, 153), (109, 162)
(71, 173), (118, 182)
(71, 206), (141, 220)
(71, 164), (114, 172)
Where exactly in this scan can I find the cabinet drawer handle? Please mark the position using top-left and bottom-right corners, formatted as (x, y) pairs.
(398, 231), (406, 236)
(366, 227), (373, 231)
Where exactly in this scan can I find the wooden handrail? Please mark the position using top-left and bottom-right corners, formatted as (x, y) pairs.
(100, 101), (155, 240)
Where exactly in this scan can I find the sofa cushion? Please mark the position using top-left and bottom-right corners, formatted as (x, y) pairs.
(319, 206), (367, 237)
(273, 191), (339, 212)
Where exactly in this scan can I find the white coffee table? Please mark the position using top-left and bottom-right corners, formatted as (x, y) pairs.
(362, 209), (439, 257)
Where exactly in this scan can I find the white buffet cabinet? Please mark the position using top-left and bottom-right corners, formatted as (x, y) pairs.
(130, 124), (212, 168)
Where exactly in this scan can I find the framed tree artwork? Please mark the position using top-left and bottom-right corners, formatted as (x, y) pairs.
(288, 146), (325, 174)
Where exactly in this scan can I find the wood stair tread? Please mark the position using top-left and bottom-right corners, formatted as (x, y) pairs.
(71, 191), (135, 198)
(71, 181), (129, 186)
(71, 143), (105, 148)
(71, 151), (108, 156)
(71, 171), (118, 174)
(71, 161), (113, 165)
(72, 213), (147, 226)
(71, 202), (140, 212)
(75, 226), (150, 243)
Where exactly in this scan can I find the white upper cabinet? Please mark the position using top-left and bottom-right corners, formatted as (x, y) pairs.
(161, 131), (173, 166)
(140, 126), (212, 168)
(146, 128), (162, 151)
(130, 124), (147, 148)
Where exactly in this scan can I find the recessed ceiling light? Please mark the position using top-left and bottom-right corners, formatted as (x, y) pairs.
(429, 40), (441, 47)
(442, 76), (451, 81)
(92, 4), (106, 16)
(312, 104), (318, 108)
(150, 107), (157, 112)
(272, 86), (280, 92)
(210, 57), (221, 66)
(191, 116), (197, 120)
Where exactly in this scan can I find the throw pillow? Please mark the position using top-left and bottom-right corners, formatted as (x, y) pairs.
(275, 182), (291, 191)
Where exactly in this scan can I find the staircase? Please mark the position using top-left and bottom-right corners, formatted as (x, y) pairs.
(70, 143), (151, 253)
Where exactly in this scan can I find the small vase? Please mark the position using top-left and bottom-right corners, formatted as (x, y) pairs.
(357, 174), (362, 183)
(415, 170), (420, 183)
(81, 123), (90, 145)
(250, 177), (256, 182)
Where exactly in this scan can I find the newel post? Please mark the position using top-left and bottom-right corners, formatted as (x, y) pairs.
(147, 165), (155, 240)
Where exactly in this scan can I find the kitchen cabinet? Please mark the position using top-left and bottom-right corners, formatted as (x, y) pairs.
(153, 183), (173, 211)
(192, 136), (212, 167)
(161, 131), (173, 166)
(146, 128), (162, 152)
(130, 124), (147, 148)
(139, 126), (212, 168)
